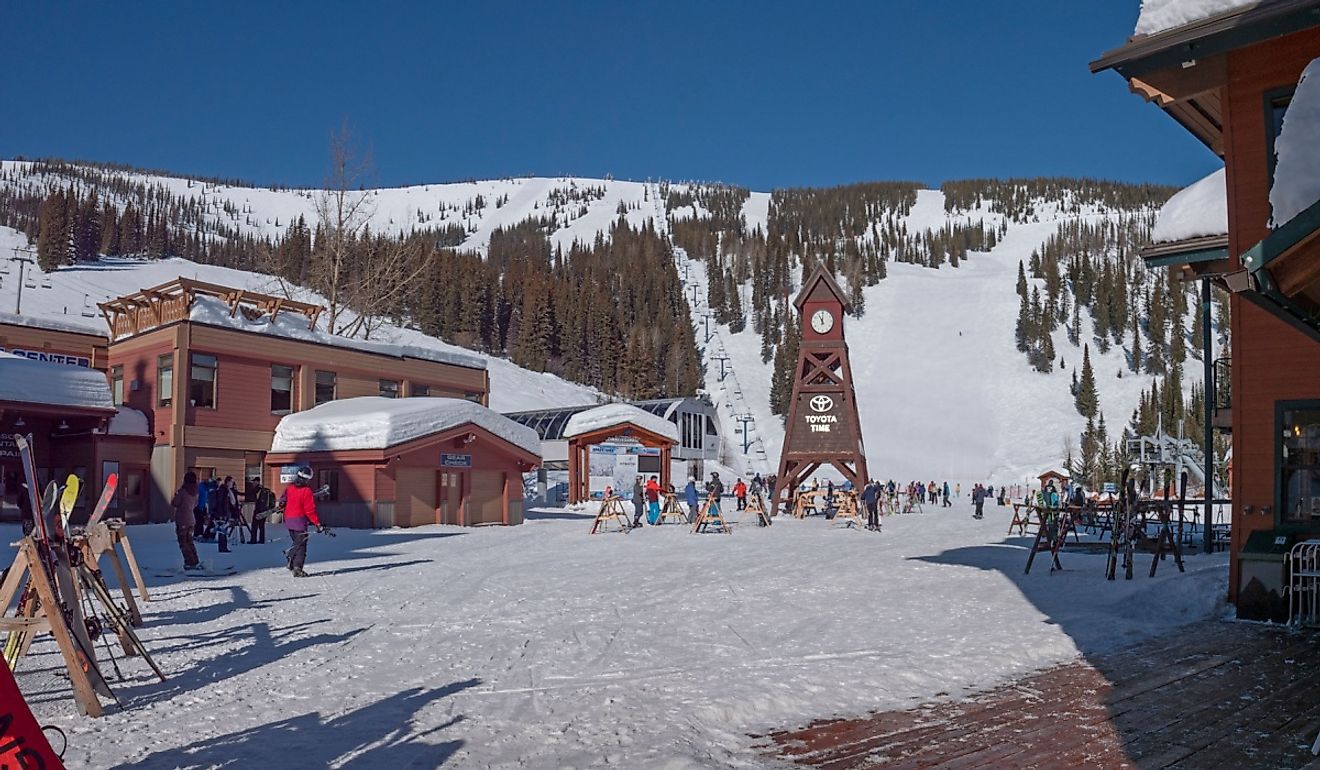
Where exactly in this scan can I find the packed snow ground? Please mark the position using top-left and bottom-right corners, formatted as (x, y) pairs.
(16, 500), (1226, 769)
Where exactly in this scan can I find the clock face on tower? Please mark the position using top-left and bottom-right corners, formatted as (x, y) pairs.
(810, 309), (834, 334)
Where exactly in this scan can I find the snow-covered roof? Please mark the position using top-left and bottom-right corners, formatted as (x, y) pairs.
(1151, 168), (1227, 243)
(270, 396), (541, 456)
(563, 403), (680, 443)
(101, 406), (150, 437)
(1270, 57), (1320, 228)
(188, 295), (486, 371)
(0, 352), (113, 411)
(0, 310), (107, 337)
(1133, 0), (1257, 36)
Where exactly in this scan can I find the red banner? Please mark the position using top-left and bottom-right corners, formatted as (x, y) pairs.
(0, 662), (65, 769)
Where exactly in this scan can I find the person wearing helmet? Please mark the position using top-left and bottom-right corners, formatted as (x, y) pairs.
(284, 466), (324, 577)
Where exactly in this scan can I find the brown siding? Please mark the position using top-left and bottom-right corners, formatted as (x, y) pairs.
(1225, 27), (1320, 600)
(0, 322), (109, 370)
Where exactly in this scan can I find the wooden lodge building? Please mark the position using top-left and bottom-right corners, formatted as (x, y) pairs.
(2, 276), (546, 528)
(1092, 0), (1320, 618)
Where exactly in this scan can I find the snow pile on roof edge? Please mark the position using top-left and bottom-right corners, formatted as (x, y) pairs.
(105, 406), (150, 436)
(0, 310), (106, 337)
(271, 396), (541, 456)
(187, 295), (486, 371)
(563, 403), (680, 442)
(1151, 168), (1227, 243)
(0, 352), (113, 410)
(1133, 0), (1256, 36)
(1270, 58), (1320, 228)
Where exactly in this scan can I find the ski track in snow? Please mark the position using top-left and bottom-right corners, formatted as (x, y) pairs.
(17, 504), (1226, 770)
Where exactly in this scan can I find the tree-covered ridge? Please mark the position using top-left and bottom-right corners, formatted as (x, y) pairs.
(941, 177), (1180, 220)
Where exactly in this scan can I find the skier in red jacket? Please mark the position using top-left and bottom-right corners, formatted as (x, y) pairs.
(284, 466), (324, 577)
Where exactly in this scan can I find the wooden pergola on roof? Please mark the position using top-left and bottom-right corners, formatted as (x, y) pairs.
(98, 277), (323, 341)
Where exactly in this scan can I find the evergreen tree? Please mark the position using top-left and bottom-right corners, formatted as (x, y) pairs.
(36, 190), (69, 271)
(1129, 312), (1143, 373)
(1075, 344), (1098, 418)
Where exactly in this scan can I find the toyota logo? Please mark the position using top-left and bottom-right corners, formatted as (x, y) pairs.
(810, 395), (834, 413)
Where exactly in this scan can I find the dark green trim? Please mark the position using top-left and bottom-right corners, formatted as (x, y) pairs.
(1244, 195), (1320, 275)
(1093, 2), (1320, 78)
(1239, 286), (1320, 344)
(1143, 246), (1230, 268)
(1264, 86), (1297, 186)
(1275, 399), (1320, 531)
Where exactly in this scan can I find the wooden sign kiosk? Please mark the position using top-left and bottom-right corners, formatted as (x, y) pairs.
(772, 265), (869, 515)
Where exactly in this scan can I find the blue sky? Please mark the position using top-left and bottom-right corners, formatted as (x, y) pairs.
(0, 2), (1220, 191)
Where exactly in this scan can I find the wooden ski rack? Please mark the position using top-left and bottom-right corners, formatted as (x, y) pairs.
(831, 491), (865, 530)
(589, 496), (633, 534)
(792, 490), (822, 519)
(692, 495), (732, 534)
(1008, 503), (1033, 536)
(656, 494), (688, 525)
(736, 493), (772, 527)
(71, 520), (151, 627)
(0, 540), (107, 717)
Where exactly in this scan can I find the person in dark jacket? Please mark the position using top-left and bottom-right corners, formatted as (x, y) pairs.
(172, 472), (201, 570)
(194, 475), (213, 539)
(249, 478), (275, 544)
(861, 481), (880, 531)
(631, 476), (645, 528)
(215, 476), (238, 553)
(972, 484), (985, 519)
(684, 478), (700, 523)
(283, 467), (324, 578)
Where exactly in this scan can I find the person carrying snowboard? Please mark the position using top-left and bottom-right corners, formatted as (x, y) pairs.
(249, 478), (276, 544)
(284, 466), (326, 578)
(172, 471), (202, 571)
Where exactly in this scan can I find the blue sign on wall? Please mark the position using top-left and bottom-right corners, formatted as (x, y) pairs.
(441, 453), (472, 468)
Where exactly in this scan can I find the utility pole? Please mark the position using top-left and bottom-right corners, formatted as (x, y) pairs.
(688, 283), (701, 309)
(701, 310), (715, 344)
(9, 246), (35, 315)
(712, 353), (730, 382)
(734, 413), (755, 454)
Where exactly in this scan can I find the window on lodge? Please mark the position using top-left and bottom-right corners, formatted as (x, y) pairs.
(157, 354), (174, 406)
(316, 469), (339, 502)
(271, 365), (294, 414)
(410, 383), (429, 397)
(1280, 403), (1320, 525)
(110, 365), (124, 406)
(379, 379), (400, 398)
(315, 370), (336, 405)
(189, 353), (217, 409)
(1266, 87), (1295, 186)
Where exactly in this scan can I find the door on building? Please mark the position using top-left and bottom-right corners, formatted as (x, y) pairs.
(438, 472), (463, 525)
(395, 468), (436, 528)
(470, 470), (506, 525)
(121, 466), (149, 524)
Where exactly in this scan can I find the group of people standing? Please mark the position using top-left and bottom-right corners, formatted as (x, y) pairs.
(171, 467), (325, 576)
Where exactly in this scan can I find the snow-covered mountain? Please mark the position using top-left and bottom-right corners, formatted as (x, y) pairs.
(0, 160), (1190, 487)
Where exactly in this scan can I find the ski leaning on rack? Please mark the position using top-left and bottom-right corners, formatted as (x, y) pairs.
(1106, 468), (1130, 581)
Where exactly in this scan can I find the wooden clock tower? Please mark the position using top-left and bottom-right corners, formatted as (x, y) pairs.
(772, 264), (869, 515)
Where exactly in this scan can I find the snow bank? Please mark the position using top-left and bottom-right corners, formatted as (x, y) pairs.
(103, 406), (150, 436)
(188, 295), (486, 371)
(0, 309), (106, 337)
(1271, 58), (1320, 228)
(563, 403), (680, 442)
(1134, 0), (1256, 36)
(1151, 168), (1227, 242)
(0, 352), (113, 410)
(271, 396), (541, 456)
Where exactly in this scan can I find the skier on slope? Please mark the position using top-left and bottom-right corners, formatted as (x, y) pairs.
(284, 466), (326, 578)
(972, 484), (985, 520)
(943, 481), (951, 508)
(733, 478), (748, 511)
(706, 472), (725, 516)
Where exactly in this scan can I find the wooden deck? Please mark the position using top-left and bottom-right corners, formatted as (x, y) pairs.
(767, 620), (1320, 769)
